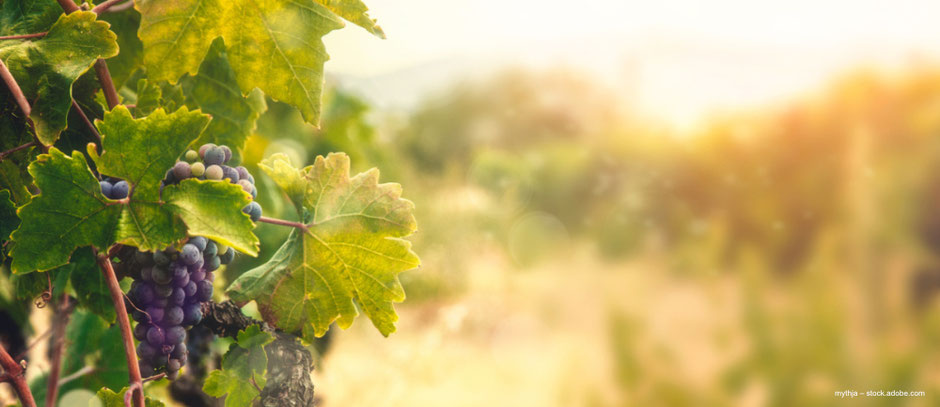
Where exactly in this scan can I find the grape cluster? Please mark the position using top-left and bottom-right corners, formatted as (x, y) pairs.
(161, 143), (262, 221)
(127, 237), (236, 379)
(99, 177), (129, 200)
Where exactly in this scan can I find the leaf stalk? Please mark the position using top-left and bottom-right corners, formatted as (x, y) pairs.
(96, 250), (145, 407)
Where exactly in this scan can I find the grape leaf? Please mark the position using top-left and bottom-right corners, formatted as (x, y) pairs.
(94, 106), (258, 255)
(96, 386), (165, 407)
(203, 325), (275, 407)
(0, 189), (17, 242)
(8, 148), (122, 273)
(135, 0), (344, 124)
(181, 39), (267, 164)
(228, 153), (419, 338)
(0, 0), (61, 36)
(0, 11), (118, 144)
(314, 0), (385, 38)
(164, 179), (258, 256)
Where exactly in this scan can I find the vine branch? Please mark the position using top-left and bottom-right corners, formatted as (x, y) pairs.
(257, 216), (308, 231)
(0, 342), (36, 407)
(0, 32), (47, 40)
(45, 293), (75, 407)
(0, 58), (47, 153)
(72, 99), (101, 145)
(91, 0), (133, 14)
(0, 141), (37, 161)
(58, 1), (120, 110)
(96, 250), (145, 407)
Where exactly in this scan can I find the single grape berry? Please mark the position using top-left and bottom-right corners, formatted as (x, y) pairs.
(165, 326), (186, 345)
(180, 243), (200, 265)
(146, 307), (165, 324)
(220, 247), (235, 265)
(243, 201), (262, 221)
(99, 180), (112, 197)
(139, 362), (155, 378)
(236, 166), (250, 180)
(191, 162), (206, 177)
(170, 287), (186, 305)
(190, 269), (206, 283)
(182, 303), (202, 325)
(196, 280), (213, 302)
(172, 161), (192, 179)
(204, 147), (225, 166)
(146, 326), (165, 345)
(204, 256), (220, 272)
(189, 236), (208, 251)
(153, 251), (170, 266)
(137, 342), (157, 360)
(183, 281), (197, 297)
(133, 323), (148, 341)
(154, 284), (174, 298)
(185, 149), (199, 162)
(237, 179), (253, 193)
(205, 165), (223, 180)
(221, 165), (239, 182)
(198, 143), (216, 159)
(152, 267), (173, 285)
(220, 145), (232, 163)
(111, 180), (129, 199)
(171, 343), (187, 359)
(204, 241), (218, 257)
(164, 306), (184, 326)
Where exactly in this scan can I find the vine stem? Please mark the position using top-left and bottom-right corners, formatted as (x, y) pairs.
(0, 56), (47, 153)
(0, 32), (47, 40)
(0, 342), (36, 407)
(92, 0), (132, 14)
(45, 293), (74, 407)
(257, 216), (308, 230)
(96, 251), (145, 407)
(72, 99), (102, 145)
(0, 141), (37, 161)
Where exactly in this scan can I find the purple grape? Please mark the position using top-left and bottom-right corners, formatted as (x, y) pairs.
(172, 161), (192, 179)
(154, 284), (173, 298)
(170, 287), (186, 306)
(136, 283), (155, 304)
(237, 179), (253, 193)
(152, 298), (168, 308)
(189, 236), (208, 251)
(133, 323), (148, 341)
(220, 146), (232, 163)
(140, 266), (153, 283)
(190, 269), (206, 283)
(204, 147), (225, 166)
(180, 244), (200, 265)
(221, 165), (239, 182)
(167, 358), (181, 372)
(111, 180), (129, 199)
(139, 362), (155, 377)
(174, 271), (190, 288)
(236, 166), (250, 180)
(99, 180), (112, 197)
(171, 264), (188, 283)
(170, 343), (187, 359)
(146, 307), (164, 324)
(152, 267), (173, 285)
(165, 326), (186, 344)
(187, 257), (204, 273)
(132, 310), (148, 323)
(164, 306), (184, 326)
(182, 303), (203, 325)
(152, 251), (170, 266)
(146, 326), (165, 345)
(183, 281), (197, 297)
(137, 341), (157, 360)
(196, 280), (213, 302)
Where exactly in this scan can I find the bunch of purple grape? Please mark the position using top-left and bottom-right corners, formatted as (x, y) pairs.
(127, 236), (236, 379)
(162, 143), (262, 221)
(99, 177), (129, 200)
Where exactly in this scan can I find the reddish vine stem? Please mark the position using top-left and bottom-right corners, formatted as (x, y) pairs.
(93, 60), (120, 110)
(56, 0), (80, 13)
(92, 0), (132, 14)
(96, 251), (145, 407)
(72, 99), (101, 145)
(257, 216), (308, 230)
(0, 343), (36, 407)
(0, 141), (37, 161)
(0, 58), (32, 117)
(45, 293), (74, 407)
(0, 32), (47, 40)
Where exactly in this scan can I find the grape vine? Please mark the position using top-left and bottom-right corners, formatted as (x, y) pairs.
(0, 1), (415, 407)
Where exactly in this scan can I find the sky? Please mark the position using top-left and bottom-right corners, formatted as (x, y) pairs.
(323, 0), (940, 128)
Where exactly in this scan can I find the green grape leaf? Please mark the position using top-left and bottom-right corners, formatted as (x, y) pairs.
(0, 0), (61, 36)
(182, 38), (267, 164)
(0, 11), (118, 144)
(0, 189), (17, 242)
(136, 0), (344, 125)
(164, 179), (259, 256)
(203, 325), (275, 407)
(96, 386), (165, 407)
(314, 0), (385, 38)
(228, 153), (419, 338)
(94, 106), (197, 251)
(8, 148), (122, 273)
(133, 79), (162, 115)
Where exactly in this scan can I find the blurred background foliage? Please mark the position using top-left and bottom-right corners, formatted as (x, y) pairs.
(221, 64), (940, 406)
